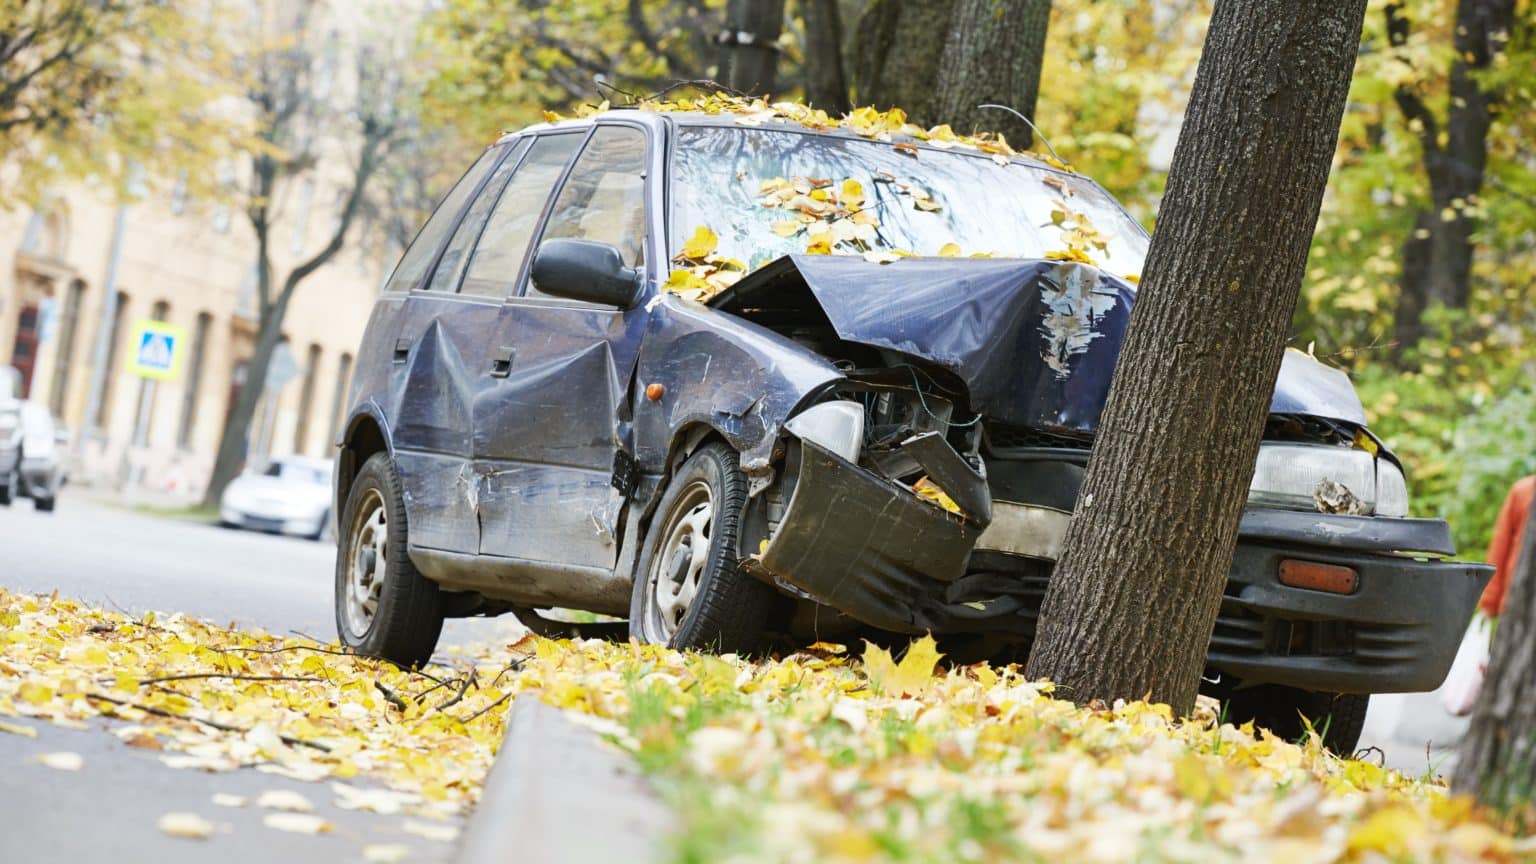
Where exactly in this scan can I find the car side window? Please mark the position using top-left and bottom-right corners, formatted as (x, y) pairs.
(382, 144), (504, 295)
(424, 139), (532, 294)
(459, 134), (582, 299)
(527, 126), (647, 298)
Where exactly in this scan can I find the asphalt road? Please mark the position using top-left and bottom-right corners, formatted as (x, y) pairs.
(0, 496), (524, 864)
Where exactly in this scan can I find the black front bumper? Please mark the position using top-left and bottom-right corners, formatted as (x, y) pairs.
(755, 441), (1490, 695)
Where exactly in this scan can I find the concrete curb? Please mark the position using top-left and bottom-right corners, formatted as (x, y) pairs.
(454, 700), (673, 864)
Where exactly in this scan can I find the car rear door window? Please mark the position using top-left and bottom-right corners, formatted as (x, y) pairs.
(424, 138), (532, 294)
(527, 126), (647, 298)
(460, 134), (582, 299)
(381, 144), (503, 295)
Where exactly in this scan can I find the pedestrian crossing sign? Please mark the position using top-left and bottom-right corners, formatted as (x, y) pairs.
(127, 320), (186, 381)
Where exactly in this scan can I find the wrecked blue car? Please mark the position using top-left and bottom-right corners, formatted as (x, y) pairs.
(332, 109), (1488, 751)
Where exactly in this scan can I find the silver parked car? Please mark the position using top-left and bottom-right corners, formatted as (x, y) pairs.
(220, 456), (334, 540)
(0, 367), (22, 506)
(14, 401), (66, 512)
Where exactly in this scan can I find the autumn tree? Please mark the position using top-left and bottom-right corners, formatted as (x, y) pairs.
(0, 0), (238, 203)
(1025, 0), (1369, 713)
(202, 6), (414, 506)
(718, 0), (787, 95)
(1455, 501), (1536, 813)
(1386, 0), (1519, 350)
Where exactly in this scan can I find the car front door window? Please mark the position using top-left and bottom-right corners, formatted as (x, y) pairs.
(527, 126), (648, 298)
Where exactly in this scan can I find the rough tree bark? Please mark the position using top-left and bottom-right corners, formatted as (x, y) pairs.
(931, 0), (1051, 146)
(718, 0), (787, 95)
(1454, 495), (1536, 812)
(1389, 0), (1517, 351)
(853, 0), (956, 119)
(800, 0), (851, 114)
(1024, 0), (1368, 714)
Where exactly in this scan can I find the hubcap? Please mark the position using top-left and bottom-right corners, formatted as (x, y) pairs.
(344, 489), (388, 637)
(646, 480), (713, 641)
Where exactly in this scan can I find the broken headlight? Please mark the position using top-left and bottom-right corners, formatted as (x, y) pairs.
(785, 400), (864, 463)
(1248, 442), (1407, 516)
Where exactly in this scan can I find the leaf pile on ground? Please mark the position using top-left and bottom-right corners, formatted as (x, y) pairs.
(0, 588), (1527, 862)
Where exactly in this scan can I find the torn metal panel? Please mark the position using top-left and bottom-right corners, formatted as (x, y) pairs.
(632, 294), (843, 473)
(711, 255), (1367, 431)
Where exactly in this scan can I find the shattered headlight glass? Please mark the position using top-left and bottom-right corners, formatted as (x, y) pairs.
(1248, 442), (1406, 516)
(785, 401), (864, 464)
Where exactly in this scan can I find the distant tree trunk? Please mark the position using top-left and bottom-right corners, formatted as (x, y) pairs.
(800, 0), (851, 114)
(853, 0), (955, 121)
(1025, 0), (1368, 714)
(718, 0), (787, 95)
(1454, 499), (1536, 811)
(931, 0), (1051, 146)
(1388, 0), (1516, 352)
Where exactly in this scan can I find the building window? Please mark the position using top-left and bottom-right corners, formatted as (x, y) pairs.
(293, 343), (322, 455)
(327, 352), (352, 448)
(96, 291), (129, 429)
(178, 312), (212, 449)
(132, 300), (170, 447)
(48, 279), (87, 416)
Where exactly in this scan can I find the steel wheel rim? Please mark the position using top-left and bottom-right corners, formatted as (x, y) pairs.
(344, 488), (387, 637)
(646, 480), (714, 641)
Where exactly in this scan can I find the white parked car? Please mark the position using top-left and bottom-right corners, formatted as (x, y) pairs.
(0, 367), (20, 506)
(14, 401), (66, 512)
(219, 456), (334, 540)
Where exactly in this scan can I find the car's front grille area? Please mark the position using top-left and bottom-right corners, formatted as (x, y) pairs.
(984, 422), (1094, 451)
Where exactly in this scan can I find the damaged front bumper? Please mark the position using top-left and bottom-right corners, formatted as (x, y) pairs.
(751, 439), (986, 633)
(753, 439), (1490, 695)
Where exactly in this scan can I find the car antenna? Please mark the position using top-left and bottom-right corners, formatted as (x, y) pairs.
(977, 104), (1064, 165)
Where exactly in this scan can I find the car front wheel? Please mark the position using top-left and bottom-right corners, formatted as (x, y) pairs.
(629, 442), (777, 653)
(1223, 684), (1369, 755)
(334, 453), (443, 667)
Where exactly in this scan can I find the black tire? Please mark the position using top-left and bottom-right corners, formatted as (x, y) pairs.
(33, 496), (55, 513)
(629, 442), (777, 653)
(1223, 685), (1369, 755)
(0, 482), (11, 507)
(334, 453), (443, 666)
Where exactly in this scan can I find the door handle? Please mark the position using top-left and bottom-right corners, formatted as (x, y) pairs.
(392, 337), (411, 364)
(489, 346), (515, 378)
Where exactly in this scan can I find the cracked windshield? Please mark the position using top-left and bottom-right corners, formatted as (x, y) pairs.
(3, 0), (1534, 862)
(669, 125), (1149, 297)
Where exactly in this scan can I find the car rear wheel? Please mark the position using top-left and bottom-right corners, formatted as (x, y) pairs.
(1223, 685), (1369, 755)
(33, 496), (54, 513)
(629, 442), (777, 653)
(334, 453), (443, 667)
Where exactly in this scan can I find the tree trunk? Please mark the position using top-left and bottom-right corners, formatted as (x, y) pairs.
(853, 0), (955, 121)
(800, 0), (851, 114)
(1389, 0), (1516, 353)
(202, 288), (292, 508)
(1454, 495), (1536, 810)
(1024, 0), (1368, 714)
(930, 0), (1051, 146)
(718, 0), (786, 95)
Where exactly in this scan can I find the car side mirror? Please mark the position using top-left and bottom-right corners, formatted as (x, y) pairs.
(530, 239), (644, 308)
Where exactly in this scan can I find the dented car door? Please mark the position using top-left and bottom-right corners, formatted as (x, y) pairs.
(473, 123), (655, 570)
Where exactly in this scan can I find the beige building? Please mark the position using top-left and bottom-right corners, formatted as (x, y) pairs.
(0, 164), (392, 502)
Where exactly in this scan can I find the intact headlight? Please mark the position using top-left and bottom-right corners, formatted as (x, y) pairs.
(1249, 442), (1406, 516)
(785, 400), (864, 463)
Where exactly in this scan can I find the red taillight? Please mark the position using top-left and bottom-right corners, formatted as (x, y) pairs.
(1278, 560), (1359, 595)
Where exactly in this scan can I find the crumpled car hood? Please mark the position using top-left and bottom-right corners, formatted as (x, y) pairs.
(710, 255), (1366, 431)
